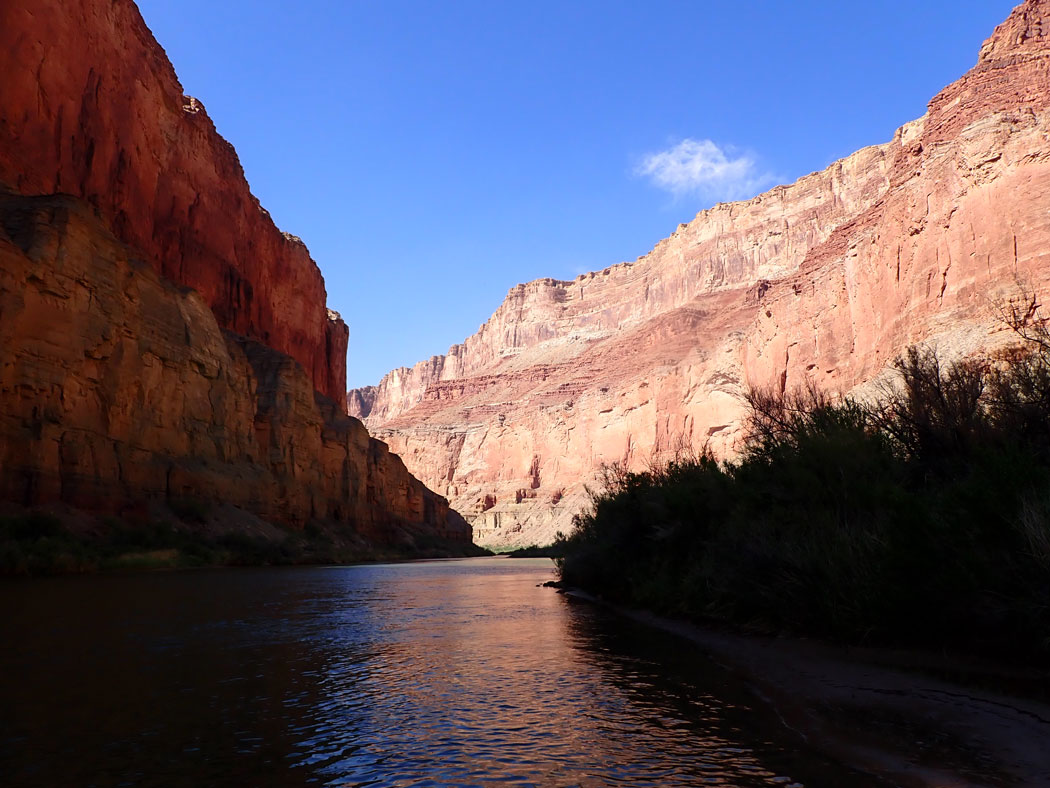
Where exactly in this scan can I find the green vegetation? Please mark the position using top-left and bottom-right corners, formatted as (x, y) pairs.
(0, 513), (96, 575)
(556, 304), (1050, 660)
(0, 515), (301, 575)
(0, 511), (483, 576)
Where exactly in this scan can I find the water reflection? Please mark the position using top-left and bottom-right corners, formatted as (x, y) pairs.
(0, 559), (867, 786)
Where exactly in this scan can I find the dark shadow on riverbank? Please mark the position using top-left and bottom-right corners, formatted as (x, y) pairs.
(0, 503), (489, 577)
(558, 587), (1050, 787)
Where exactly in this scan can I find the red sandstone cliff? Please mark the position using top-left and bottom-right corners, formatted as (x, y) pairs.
(0, 1), (470, 546)
(351, 0), (1050, 547)
(0, 0), (347, 404)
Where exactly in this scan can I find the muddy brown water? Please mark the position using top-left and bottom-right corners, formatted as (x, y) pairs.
(0, 557), (878, 786)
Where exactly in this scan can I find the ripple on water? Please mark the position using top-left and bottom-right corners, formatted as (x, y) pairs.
(0, 560), (863, 787)
(270, 562), (826, 787)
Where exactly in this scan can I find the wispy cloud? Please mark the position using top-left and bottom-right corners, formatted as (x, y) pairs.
(636, 138), (777, 202)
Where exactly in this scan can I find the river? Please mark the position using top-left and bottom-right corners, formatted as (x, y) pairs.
(0, 557), (873, 786)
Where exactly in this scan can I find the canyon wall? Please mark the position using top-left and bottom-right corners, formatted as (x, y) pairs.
(0, 0), (347, 403)
(0, 0), (471, 545)
(351, 0), (1050, 548)
(0, 190), (469, 544)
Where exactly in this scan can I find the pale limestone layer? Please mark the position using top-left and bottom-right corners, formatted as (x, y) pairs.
(351, 0), (1050, 548)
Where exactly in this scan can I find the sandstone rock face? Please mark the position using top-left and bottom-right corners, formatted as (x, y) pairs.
(0, 0), (469, 545)
(0, 0), (347, 404)
(0, 191), (470, 543)
(351, 0), (1050, 548)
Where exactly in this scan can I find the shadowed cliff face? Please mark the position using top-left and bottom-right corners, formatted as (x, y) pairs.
(0, 191), (470, 543)
(0, 0), (347, 405)
(350, 0), (1050, 548)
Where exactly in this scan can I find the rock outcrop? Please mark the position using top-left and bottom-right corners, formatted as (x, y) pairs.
(0, 0), (347, 404)
(351, 0), (1050, 548)
(0, 190), (468, 543)
(0, 0), (470, 545)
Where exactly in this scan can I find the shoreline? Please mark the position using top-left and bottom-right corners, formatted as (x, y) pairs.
(0, 505), (489, 578)
(560, 588), (1050, 787)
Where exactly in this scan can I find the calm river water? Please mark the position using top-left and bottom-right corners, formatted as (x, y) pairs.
(0, 558), (871, 786)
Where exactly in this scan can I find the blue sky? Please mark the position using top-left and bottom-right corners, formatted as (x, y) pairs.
(136, 0), (1017, 389)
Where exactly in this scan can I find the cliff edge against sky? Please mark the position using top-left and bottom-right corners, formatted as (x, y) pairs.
(0, 0), (471, 549)
(351, 0), (1050, 547)
(0, 0), (347, 403)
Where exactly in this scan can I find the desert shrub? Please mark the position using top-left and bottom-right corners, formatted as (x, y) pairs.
(873, 346), (989, 465)
(558, 338), (1050, 659)
(0, 515), (95, 575)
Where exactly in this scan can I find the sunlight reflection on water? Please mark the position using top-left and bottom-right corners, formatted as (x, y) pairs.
(0, 558), (852, 786)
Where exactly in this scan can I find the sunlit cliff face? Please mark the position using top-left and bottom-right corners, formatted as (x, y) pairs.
(351, 0), (1050, 547)
(0, 0), (468, 542)
(0, 0), (346, 403)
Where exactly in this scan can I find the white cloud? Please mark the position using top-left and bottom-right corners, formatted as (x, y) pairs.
(636, 138), (776, 201)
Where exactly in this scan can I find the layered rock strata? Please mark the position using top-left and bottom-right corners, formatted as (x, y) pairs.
(0, 0), (347, 403)
(351, 0), (1050, 547)
(0, 0), (470, 545)
(0, 191), (469, 543)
